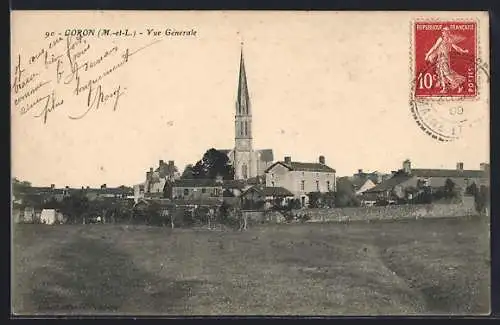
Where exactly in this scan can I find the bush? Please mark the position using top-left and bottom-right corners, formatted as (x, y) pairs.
(474, 185), (490, 214)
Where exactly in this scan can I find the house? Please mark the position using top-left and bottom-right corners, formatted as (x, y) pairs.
(133, 183), (145, 202)
(171, 178), (223, 201)
(350, 176), (377, 195)
(365, 159), (490, 200)
(221, 179), (248, 198)
(351, 169), (392, 185)
(240, 184), (294, 209)
(20, 184), (71, 203)
(22, 206), (36, 223)
(40, 209), (64, 225)
(135, 160), (181, 202)
(264, 155), (336, 207)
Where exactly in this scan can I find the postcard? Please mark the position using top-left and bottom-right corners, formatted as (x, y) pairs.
(11, 11), (490, 316)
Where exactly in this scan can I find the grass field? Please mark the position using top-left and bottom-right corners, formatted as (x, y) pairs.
(12, 217), (490, 316)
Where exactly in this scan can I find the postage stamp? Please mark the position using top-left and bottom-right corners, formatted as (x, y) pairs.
(413, 21), (477, 99)
(409, 19), (486, 142)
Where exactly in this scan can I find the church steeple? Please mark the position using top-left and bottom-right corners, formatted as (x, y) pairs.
(234, 43), (253, 180)
(236, 44), (251, 117)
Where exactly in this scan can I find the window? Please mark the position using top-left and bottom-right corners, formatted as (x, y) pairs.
(327, 181), (331, 191)
(301, 180), (305, 191)
(202, 188), (206, 194)
(316, 180), (320, 191)
(183, 188), (189, 196)
(244, 121), (247, 136)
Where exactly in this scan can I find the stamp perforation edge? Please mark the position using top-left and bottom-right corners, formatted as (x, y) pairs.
(409, 17), (482, 103)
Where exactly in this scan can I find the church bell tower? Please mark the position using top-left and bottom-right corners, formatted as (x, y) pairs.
(234, 44), (254, 180)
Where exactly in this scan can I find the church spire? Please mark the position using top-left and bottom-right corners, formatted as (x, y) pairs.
(237, 43), (251, 116)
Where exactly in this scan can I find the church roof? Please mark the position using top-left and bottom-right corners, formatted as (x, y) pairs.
(256, 149), (274, 162)
(218, 148), (273, 163)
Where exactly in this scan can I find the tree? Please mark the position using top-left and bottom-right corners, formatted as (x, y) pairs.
(191, 148), (235, 180)
(163, 181), (173, 199)
(59, 190), (90, 224)
(12, 178), (31, 196)
(444, 178), (456, 198)
(466, 182), (479, 196)
(335, 177), (360, 207)
(474, 185), (490, 214)
(181, 164), (195, 179)
(307, 192), (322, 208)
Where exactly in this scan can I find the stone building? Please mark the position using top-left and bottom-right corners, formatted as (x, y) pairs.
(264, 155), (336, 207)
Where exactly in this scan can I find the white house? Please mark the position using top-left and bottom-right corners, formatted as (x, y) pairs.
(40, 209), (64, 225)
(264, 155), (336, 207)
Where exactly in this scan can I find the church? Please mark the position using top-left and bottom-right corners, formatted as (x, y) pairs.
(219, 47), (274, 180)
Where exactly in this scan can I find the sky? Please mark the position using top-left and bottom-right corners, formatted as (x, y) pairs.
(11, 11), (490, 188)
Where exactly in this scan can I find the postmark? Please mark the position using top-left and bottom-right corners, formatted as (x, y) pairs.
(409, 19), (487, 142)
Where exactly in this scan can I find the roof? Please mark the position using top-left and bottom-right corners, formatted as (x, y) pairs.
(265, 161), (336, 173)
(246, 176), (265, 185)
(410, 169), (486, 178)
(242, 185), (294, 197)
(365, 175), (414, 193)
(173, 179), (222, 188)
(256, 149), (274, 162)
(350, 177), (373, 189)
(221, 179), (247, 189)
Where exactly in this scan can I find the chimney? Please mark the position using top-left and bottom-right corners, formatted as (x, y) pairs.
(101, 184), (106, 189)
(403, 159), (411, 174)
(50, 184), (55, 189)
(456, 162), (464, 171)
(159, 160), (164, 167)
(480, 163), (489, 171)
(150, 167), (154, 173)
(284, 156), (292, 164)
(358, 169), (363, 174)
(86, 186), (90, 189)
(168, 160), (174, 167)
(65, 186), (69, 189)
(319, 155), (325, 165)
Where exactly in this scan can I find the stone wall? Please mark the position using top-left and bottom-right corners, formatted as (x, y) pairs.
(242, 210), (285, 223)
(292, 196), (478, 223)
(242, 196), (478, 225)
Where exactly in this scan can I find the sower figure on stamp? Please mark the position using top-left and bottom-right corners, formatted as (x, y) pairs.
(424, 27), (469, 94)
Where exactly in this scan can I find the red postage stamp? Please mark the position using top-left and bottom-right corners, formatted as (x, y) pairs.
(413, 21), (477, 98)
